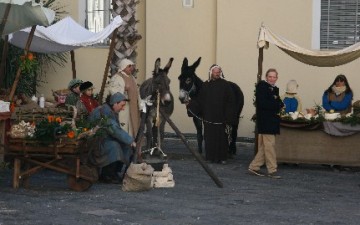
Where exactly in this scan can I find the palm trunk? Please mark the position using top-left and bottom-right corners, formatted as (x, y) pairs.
(111, 0), (142, 73)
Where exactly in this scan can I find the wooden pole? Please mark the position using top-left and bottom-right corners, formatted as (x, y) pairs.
(159, 108), (223, 188)
(70, 50), (76, 79)
(0, 35), (9, 88)
(257, 47), (264, 82)
(98, 29), (118, 104)
(9, 25), (37, 101)
(254, 47), (264, 154)
(133, 111), (147, 163)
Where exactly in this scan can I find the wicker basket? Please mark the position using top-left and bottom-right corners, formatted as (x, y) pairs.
(52, 89), (70, 104)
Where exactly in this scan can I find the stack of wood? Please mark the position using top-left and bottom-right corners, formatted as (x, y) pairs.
(11, 105), (78, 123)
(7, 137), (85, 154)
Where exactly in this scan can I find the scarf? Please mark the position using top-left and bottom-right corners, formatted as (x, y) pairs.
(331, 85), (346, 95)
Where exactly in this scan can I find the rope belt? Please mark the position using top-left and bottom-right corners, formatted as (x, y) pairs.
(187, 108), (233, 144)
(187, 108), (223, 125)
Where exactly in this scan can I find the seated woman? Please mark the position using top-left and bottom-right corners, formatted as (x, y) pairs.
(65, 79), (83, 106)
(322, 74), (353, 115)
(77, 81), (99, 114)
(281, 80), (302, 114)
(88, 92), (136, 184)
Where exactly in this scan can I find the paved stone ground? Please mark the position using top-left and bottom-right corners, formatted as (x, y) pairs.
(0, 138), (359, 225)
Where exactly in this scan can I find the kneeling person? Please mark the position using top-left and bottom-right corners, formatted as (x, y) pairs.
(88, 92), (136, 183)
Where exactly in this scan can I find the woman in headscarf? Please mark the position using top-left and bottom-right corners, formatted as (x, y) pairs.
(281, 79), (302, 114)
(322, 74), (353, 115)
(65, 79), (83, 106)
(105, 58), (140, 137)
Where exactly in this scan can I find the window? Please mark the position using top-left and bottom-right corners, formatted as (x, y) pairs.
(320, 0), (360, 49)
(86, 0), (112, 45)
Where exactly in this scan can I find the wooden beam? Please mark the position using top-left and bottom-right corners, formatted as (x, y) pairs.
(159, 108), (223, 188)
(255, 47), (264, 154)
(257, 47), (264, 82)
(98, 29), (118, 104)
(70, 50), (76, 79)
(8, 25), (37, 101)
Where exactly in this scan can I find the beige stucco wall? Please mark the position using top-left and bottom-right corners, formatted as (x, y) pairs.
(145, 0), (217, 136)
(39, 0), (360, 139)
(38, 0), (146, 105)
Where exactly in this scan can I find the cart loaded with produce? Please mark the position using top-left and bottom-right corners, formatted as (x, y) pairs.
(6, 104), (99, 191)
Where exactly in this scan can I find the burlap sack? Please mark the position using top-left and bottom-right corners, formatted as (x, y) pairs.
(122, 163), (154, 192)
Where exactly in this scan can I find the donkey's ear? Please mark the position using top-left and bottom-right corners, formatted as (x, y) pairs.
(164, 57), (174, 72)
(181, 57), (189, 71)
(154, 58), (161, 75)
(191, 57), (201, 69)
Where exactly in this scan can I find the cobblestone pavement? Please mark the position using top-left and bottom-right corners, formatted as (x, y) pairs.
(0, 138), (359, 225)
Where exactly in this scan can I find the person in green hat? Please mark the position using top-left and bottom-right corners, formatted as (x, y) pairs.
(65, 79), (83, 106)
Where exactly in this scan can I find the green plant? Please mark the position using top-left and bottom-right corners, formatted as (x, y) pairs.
(33, 117), (72, 144)
(19, 52), (39, 74)
(0, 0), (68, 96)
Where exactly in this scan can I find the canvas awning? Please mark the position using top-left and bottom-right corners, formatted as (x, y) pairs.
(257, 25), (360, 67)
(0, 0), (55, 36)
(7, 15), (123, 53)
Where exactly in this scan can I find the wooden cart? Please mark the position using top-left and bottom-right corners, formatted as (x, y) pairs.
(5, 106), (98, 191)
(7, 137), (98, 191)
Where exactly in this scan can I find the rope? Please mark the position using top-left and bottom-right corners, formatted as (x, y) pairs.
(155, 91), (160, 127)
(187, 108), (232, 144)
(187, 108), (223, 125)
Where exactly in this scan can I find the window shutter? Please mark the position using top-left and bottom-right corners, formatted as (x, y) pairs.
(320, 0), (360, 49)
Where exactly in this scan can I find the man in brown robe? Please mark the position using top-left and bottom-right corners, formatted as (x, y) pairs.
(188, 64), (237, 164)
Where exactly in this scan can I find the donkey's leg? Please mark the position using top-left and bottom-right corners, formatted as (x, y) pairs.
(159, 118), (166, 144)
(145, 118), (154, 150)
(152, 123), (158, 147)
(229, 123), (239, 155)
(193, 117), (203, 154)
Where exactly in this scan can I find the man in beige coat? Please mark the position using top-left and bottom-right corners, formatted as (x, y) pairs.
(106, 58), (140, 137)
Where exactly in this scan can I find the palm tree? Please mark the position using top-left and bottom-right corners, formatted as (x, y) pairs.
(111, 0), (142, 73)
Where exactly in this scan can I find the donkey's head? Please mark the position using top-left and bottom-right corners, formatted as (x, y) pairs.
(152, 57), (174, 104)
(178, 57), (201, 104)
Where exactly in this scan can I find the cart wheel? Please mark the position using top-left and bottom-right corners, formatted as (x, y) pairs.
(79, 164), (99, 183)
(67, 175), (92, 192)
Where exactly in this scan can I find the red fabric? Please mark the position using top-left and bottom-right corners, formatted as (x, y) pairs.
(80, 95), (99, 113)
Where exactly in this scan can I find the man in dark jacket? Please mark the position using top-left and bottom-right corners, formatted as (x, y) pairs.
(188, 64), (237, 164)
(248, 68), (284, 179)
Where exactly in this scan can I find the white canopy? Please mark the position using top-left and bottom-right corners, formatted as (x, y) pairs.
(0, 0), (55, 36)
(8, 15), (123, 53)
(257, 25), (360, 67)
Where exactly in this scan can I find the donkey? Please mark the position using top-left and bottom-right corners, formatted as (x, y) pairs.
(178, 57), (244, 155)
(139, 58), (174, 150)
